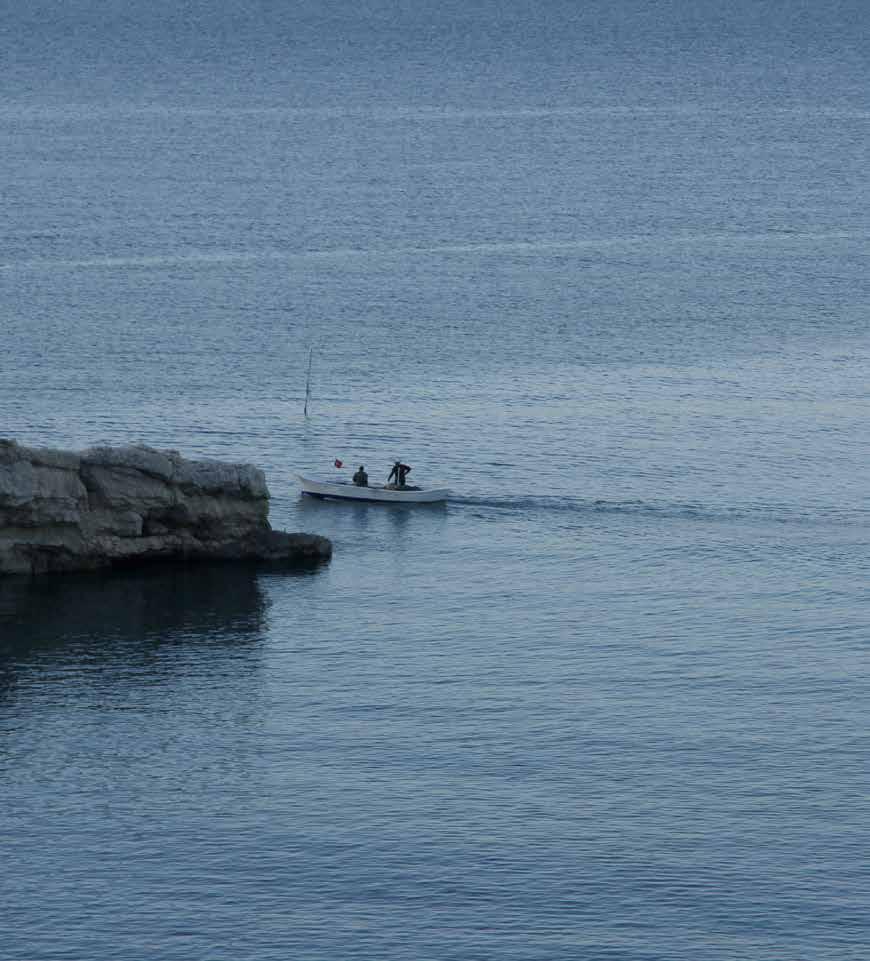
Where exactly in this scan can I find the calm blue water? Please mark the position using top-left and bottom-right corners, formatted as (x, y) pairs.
(2, 2), (870, 958)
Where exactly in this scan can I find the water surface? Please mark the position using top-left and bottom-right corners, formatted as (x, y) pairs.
(2, 2), (870, 958)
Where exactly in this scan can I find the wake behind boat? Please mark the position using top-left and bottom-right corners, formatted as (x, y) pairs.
(298, 474), (449, 504)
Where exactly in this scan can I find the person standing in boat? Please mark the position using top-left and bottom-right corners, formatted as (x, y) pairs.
(387, 460), (411, 488)
(352, 465), (368, 487)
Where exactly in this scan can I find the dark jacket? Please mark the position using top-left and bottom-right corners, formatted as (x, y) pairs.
(388, 462), (411, 486)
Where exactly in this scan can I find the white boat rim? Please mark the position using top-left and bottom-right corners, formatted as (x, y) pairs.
(297, 474), (449, 504)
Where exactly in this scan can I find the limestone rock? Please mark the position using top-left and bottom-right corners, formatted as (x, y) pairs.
(0, 440), (331, 576)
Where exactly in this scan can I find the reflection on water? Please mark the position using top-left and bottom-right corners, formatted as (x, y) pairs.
(0, 565), (273, 693)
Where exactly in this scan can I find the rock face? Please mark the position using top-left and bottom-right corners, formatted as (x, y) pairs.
(0, 440), (331, 575)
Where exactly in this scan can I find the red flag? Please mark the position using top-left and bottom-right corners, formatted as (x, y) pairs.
(334, 459), (343, 468)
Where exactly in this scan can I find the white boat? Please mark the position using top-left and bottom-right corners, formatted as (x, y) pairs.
(298, 474), (449, 504)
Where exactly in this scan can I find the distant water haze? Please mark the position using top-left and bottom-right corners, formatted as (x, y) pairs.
(2, 1), (870, 959)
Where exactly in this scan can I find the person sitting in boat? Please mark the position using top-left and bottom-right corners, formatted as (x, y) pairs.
(352, 465), (368, 487)
(387, 460), (411, 488)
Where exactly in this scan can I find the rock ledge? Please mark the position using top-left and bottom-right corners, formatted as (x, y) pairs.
(0, 440), (331, 576)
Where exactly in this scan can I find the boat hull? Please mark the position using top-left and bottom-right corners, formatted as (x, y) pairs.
(297, 475), (449, 504)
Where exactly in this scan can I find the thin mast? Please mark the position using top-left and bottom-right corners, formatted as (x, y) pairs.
(303, 348), (313, 417)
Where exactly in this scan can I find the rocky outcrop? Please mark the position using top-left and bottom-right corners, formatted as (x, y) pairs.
(0, 440), (331, 575)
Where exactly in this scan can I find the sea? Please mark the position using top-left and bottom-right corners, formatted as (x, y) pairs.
(2, 2), (869, 958)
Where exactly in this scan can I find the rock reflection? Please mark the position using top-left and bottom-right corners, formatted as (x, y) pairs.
(0, 564), (273, 692)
